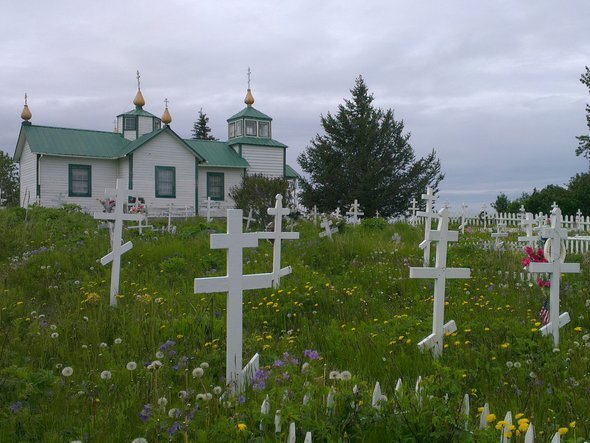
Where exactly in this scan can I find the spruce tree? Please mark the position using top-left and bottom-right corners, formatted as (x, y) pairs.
(575, 66), (590, 162)
(297, 76), (444, 217)
(191, 109), (217, 140)
(0, 150), (19, 206)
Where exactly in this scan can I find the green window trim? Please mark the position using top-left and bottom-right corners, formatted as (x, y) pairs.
(155, 166), (176, 198)
(207, 172), (225, 201)
(68, 164), (92, 197)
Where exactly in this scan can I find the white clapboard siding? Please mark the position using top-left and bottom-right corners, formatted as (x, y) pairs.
(118, 156), (129, 192)
(138, 116), (154, 138)
(132, 131), (196, 210)
(19, 142), (37, 207)
(39, 156), (118, 212)
(241, 145), (284, 177)
(197, 167), (244, 217)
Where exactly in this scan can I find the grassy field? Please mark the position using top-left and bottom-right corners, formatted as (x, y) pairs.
(0, 206), (588, 442)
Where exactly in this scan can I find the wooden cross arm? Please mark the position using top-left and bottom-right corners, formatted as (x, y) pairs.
(539, 312), (570, 335)
(418, 320), (457, 350)
(410, 267), (470, 279)
(491, 233), (509, 238)
(278, 266), (292, 278)
(428, 231), (459, 242)
(194, 276), (228, 294)
(258, 232), (300, 241)
(243, 273), (274, 290)
(517, 235), (537, 242)
(416, 210), (438, 218)
(210, 232), (260, 249)
(267, 208), (291, 216)
(100, 241), (133, 266)
(528, 262), (580, 274)
(418, 239), (430, 250)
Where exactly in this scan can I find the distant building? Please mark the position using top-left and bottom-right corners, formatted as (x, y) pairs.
(13, 74), (299, 214)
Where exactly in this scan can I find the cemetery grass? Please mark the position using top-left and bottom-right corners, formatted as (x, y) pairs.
(0, 207), (588, 442)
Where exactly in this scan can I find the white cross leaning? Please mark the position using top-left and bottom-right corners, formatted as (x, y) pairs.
(94, 179), (144, 306)
(459, 202), (468, 234)
(243, 207), (255, 231)
(319, 217), (338, 240)
(417, 187), (439, 267)
(309, 205), (319, 224)
(491, 218), (508, 250)
(408, 198), (419, 225)
(204, 197), (213, 223)
(410, 207), (471, 358)
(194, 210), (275, 392)
(346, 199), (364, 225)
(333, 207), (342, 219)
(259, 194), (299, 288)
(527, 207), (580, 346)
(518, 212), (537, 248)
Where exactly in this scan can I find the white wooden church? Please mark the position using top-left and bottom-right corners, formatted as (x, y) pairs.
(13, 74), (299, 215)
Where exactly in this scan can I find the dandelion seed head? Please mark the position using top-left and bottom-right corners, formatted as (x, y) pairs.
(62, 366), (73, 377)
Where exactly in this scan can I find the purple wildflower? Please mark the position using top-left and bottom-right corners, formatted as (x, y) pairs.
(168, 421), (182, 436)
(303, 349), (320, 360)
(138, 404), (152, 422)
(273, 359), (285, 368)
(10, 401), (23, 414)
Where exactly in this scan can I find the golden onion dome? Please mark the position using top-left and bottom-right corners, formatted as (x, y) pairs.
(244, 88), (254, 106)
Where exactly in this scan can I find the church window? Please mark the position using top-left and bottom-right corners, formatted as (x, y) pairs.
(207, 172), (224, 201)
(258, 121), (270, 138)
(245, 120), (257, 136)
(153, 118), (161, 131)
(68, 164), (92, 197)
(235, 120), (243, 137)
(155, 166), (176, 198)
(229, 122), (236, 138)
(124, 116), (137, 131)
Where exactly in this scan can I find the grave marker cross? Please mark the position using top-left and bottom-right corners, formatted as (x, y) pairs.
(417, 187), (438, 266)
(194, 209), (274, 392)
(346, 199), (364, 225)
(459, 202), (468, 234)
(527, 207), (580, 346)
(408, 198), (419, 225)
(319, 217), (338, 240)
(410, 208), (471, 357)
(94, 179), (144, 306)
(243, 208), (255, 231)
(518, 212), (537, 248)
(259, 195), (299, 288)
(491, 218), (508, 250)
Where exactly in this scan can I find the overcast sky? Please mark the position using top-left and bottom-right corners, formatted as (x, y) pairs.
(1, 0), (588, 212)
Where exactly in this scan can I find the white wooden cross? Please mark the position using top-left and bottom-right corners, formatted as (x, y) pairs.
(332, 207), (342, 219)
(536, 212), (548, 232)
(259, 194), (299, 288)
(491, 218), (508, 250)
(480, 204), (489, 229)
(518, 212), (537, 248)
(204, 197), (213, 223)
(410, 207), (471, 357)
(319, 217), (338, 240)
(408, 198), (419, 225)
(194, 209), (274, 392)
(165, 204), (176, 234)
(346, 199), (364, 225)
(309, 205), (319, 224)
(94, 179), (144, 306)
(459, 202), (468, 234)
(417, 187), (438, 267)
(575, 209), (584, 231)
(527, 207), (580, 346)
(243, 207), (255, 231)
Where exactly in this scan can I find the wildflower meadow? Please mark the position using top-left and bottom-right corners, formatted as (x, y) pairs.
(0, 206), (588, 442)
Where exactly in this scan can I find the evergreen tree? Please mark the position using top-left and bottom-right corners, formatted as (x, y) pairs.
(191, 109), (217, 140)
(0, 150), (19, 206)
(297, 76), (443, 217)
(575, 66), (590, 161)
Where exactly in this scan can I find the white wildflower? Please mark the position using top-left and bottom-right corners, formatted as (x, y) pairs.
(192, 367), (204, 378)
(199, 362), (209, 369)
(126, 361), (137, 371)
(340, 370), (352, 381)
(114, 338), (122, 345)
(62, 367), (74, 377)
(100, 370), (112, 380)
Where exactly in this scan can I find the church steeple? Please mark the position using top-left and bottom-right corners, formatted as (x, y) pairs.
(161, 98), (172, 126)
(133, 70), (146, 108)
(244, 67), (254, 106)
(21, 93), (32, 123)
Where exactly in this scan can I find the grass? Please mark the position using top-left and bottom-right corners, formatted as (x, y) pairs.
(0, 206), (588, 442)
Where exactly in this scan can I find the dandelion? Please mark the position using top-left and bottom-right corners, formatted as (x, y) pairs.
(200, 362), (209, 369)
(168, 408), (180, 418)
(486, 414), (496, 423)
(237, 423), (247, 432)
(558, 427), (568, 435)
(513, 362), (521, 369)
(155, 351), (164, 359)
(114, 338), (122, 345)
(50, 324), (57, 330)
(213, 386), (223, 395)
(506, 361), (514, 369)
(99, 342), (108, 349)
(132, 439), (148, 443)
(301, 362), (310, 373)
(340, 370), (352, 381)
(126, 361), (137, 371)
(192, 367), (204, 378)
(100, 370), (112, 380)
(329, 370), (341, 380)
(205, 393), (213, 401)
(62, 367), (73, 377)
(148, 360), (163, 370)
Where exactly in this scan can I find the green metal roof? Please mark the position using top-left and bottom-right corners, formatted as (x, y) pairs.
(184, 139), (249, 169)
(21, 124), (128, 158)
(117, 106), (157, 118)
(227, 106), (272, 122)
(285, 164), (300, 179)
(227, 136), (287, 148)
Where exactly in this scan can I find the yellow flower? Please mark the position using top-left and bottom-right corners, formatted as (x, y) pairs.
(237, 423), (247, 432)
(486, 413), (496, 423)
(500, 343), (510, 349)
(504, 431), (512, 438)
(569, 421), (576, 428)
(515, 413), (524, 419)
(518, 422), (529, 432)
(558, 427), (568, 435)
(574, 326), (583, 332)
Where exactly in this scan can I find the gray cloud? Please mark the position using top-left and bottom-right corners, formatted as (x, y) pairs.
(1, 0), (588, 213)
